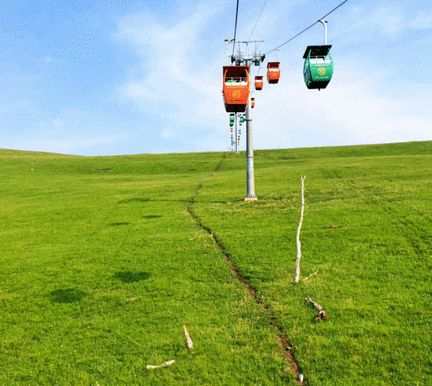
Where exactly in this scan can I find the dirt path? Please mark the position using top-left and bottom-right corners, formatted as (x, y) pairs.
(187, 153), (304, 384)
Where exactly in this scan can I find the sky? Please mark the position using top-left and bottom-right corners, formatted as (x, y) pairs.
(0, 0), (431, 155)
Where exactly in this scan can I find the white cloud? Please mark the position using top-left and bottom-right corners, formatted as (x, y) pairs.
(252, 57), (432, 150)
(1, 107), (126, 155)
(333, 2), (432, 43)
(160, 129), (177, 140)
(117, 4), (223, 109)
(0, 135), (121, 155)
(410, 14), (432, 30)
(115, 2), (235, 150)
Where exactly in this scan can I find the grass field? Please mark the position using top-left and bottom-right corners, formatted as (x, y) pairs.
(0, 141), (431, 385)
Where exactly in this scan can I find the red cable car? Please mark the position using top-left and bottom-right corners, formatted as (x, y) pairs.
(267, 62), (280, 84)
(222, 66), (250, 113)
(254, 76), (264, 90)
(251, 98), (255, 108)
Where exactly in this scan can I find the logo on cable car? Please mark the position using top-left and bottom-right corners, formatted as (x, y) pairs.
(318, 67), (326, 76)
(232, 90), (241, 99)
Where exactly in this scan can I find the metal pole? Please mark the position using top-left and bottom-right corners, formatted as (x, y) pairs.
(235, 113), (238, 153)
(319, 19), (328, 45)
(245, 100), (257, 201)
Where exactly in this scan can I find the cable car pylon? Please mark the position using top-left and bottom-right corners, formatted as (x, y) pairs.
(223, 40), (265, 201)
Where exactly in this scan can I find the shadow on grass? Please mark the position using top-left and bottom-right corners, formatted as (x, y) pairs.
(119, 197), (237, 205)
(118, 197), (151, 204)
(114, 271), (150, 283)
(109, 222), (129, 226)
(49, 288), (87, 303)
(142, 215), (162, 219)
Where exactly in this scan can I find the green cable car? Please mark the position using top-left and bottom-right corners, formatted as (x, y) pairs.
(303, 45), (333, 90)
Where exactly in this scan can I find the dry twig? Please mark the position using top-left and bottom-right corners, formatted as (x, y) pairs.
(305, 296), (329, 321)
(294, 176), (306, 284)
(91, 168), (112, 173)
(146, 360), (176, 369)
(303, 271), (318, 282)
(183, 325), (193, 349)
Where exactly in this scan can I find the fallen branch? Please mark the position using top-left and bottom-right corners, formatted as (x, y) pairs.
(91, 168), (112, 172)
(293, 176), (306, 284)
(305, 296), (329, 321)
(145, 360), (176, 369)
(303, 271), (318, 282)
(183, 325), (193, 349)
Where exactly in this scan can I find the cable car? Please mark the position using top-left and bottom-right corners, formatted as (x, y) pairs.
(254, 76), (264, 90)
(303, 45), (333, 90)
(223, 66), (250, 113)
(251, 98), (255, 108)
(267, 62), (280, 84)
(229, 113), (235, 127)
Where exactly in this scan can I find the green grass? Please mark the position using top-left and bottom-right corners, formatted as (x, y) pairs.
(1, 141), (431, 385)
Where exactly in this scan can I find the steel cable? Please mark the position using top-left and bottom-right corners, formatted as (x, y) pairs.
(265, 0), (349, 54)
(232, 0), (240, 57)
(248, 0), (268, 40)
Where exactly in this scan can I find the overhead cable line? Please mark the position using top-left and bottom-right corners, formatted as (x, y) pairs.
(248, 0), (268, 40)
(265, 0), (349, 54)
(231, 0), (240, 57)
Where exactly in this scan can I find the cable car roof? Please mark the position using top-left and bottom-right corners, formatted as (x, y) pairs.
(303, 45), (332, 58)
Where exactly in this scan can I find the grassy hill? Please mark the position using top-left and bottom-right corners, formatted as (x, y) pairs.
(0, 141), (431, 385)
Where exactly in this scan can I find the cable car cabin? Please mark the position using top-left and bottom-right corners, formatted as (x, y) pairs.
(303, 45), (333, 90)
(223, 66), (250, 113)
(251, 98), (255, 108)
(267, 62), (280, 84)
(255, 76), (264, 90)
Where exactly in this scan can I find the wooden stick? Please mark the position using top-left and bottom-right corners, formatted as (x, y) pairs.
(91, 168), (112, 172)
(294, 176), (306, 284)
(146, 360), (176, 369)
(183, 325), (193, 349)
(305, 296), (329, 321)
(303, 271), (318, 282)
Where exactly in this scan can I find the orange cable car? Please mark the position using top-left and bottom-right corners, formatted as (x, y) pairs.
(267, 62), (280, 84)
(251, 97), (255, 108)
(223, 66), (250, 113)
(255, 76), (264, 90)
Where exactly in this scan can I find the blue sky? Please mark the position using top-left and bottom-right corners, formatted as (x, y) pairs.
(0, 0), (431, 155)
